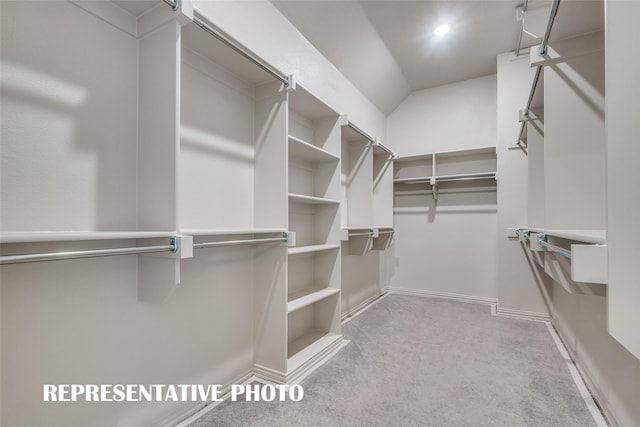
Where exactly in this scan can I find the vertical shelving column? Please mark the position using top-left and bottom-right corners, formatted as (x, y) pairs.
(286, 85), (344, 380)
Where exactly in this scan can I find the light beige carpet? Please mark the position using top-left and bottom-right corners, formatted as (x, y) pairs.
(190, 294), (598, 427)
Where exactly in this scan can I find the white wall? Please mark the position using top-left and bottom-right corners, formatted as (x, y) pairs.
(386, 75), (498, 299)
(387, 75), (497, 154)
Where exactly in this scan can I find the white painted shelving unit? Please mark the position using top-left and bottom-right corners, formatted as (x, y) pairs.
(394, 146), (497, 200)
(284, 84), (344, 380)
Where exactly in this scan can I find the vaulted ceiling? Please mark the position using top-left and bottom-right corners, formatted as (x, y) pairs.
(272, 0), (604, 114)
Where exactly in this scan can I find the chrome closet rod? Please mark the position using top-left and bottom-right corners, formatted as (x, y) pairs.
(515, 20), (524, 57)
(517, 0), (560, 145)
(538, 235), (571, 259)
(517, 65), (543, 144)
(162, 0), (179, 11)
(377, 231), (395, 235)
(348, 232), (373, 237)
(515, 0), (529, 56)
(0, 238), (177, 265)
(347, 121), (375, 143)
(192, 12), (290, 86)
(193, 236), (287, 249)
(436, 176), (496, 184)
(539, 0), (561, 56)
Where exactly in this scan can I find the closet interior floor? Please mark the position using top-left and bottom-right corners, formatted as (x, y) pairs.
(189, 294), (599, 427)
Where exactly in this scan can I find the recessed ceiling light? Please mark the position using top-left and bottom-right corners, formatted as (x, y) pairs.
(434, 24), (450, 36)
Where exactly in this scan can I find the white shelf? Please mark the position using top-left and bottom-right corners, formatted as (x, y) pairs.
(179, 228), (287, 236)
(287, 287), (340, 313)
(0, 231), (175, 244)
(287, 331), (342, 372)
(288, 244), (340, 255)
(288, 135), (340, 163)
(531, 229), (606, 245)
(397, 146), (496, 161)
(288, 193), (340, 205)
(394, 172), (496, 185)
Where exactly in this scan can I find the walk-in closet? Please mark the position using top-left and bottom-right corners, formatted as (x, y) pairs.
(1, 0), (638, 426)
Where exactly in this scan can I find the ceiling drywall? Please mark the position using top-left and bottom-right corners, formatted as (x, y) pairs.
(272, 0), (604, 115)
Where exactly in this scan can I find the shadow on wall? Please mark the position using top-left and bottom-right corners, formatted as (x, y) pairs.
(1, 1), (139, 232)
(394, 182), (497, 223)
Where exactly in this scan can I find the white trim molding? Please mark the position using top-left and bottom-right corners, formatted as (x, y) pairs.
(491, 304), (551, 322)
(386, 286), (498, 306)
(548, 321), (616, 427)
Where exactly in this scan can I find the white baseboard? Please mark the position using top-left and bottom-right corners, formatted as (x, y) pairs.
(167, 368), (254, 427)
(387, 286), (497, 306)
(285, 337), (350, 385)
(548, 321), (617, 427)
(341, 291), (388, 323)
(491, 304), (551, 322)
(253, 364), (287, 385)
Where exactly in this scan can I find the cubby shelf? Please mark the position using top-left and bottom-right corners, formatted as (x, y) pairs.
(287, 331), (342, 372)
(289, 135), (340, 163)
(288, 244), (340, 255)
(287, 287), (341, 313)
(288, 193), (340, 205)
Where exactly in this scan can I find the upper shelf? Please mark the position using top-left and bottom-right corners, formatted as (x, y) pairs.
(288, 136), (340, 163)
(395, 146), (496, 162)
(528, 228), (606, 245)
(0, 231), (176, 244)
(288, 83), (339, 120)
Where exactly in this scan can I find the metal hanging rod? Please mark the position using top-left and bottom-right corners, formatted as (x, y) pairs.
(514, 0), (529, 56)
(193, 234), (288, 250)
(0, 237), (177, 265)
(348, 230), (374, 237)
(436, 176), (496, 184)
(538, 234), (571, 259)
(517, 64), (543, 145)
(347, 121), (375, 143)
(192, 12), (290, 87)
(515, 21), (525, 57)
(516, 0), (560, 145)
(395, 172), (496, 185)
(539, 0), (561, 56)
(162, 0), (179, 11)
(377, 230), (395, 235)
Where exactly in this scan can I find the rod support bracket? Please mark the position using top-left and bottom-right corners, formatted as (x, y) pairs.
(284, 74), (296, 91)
